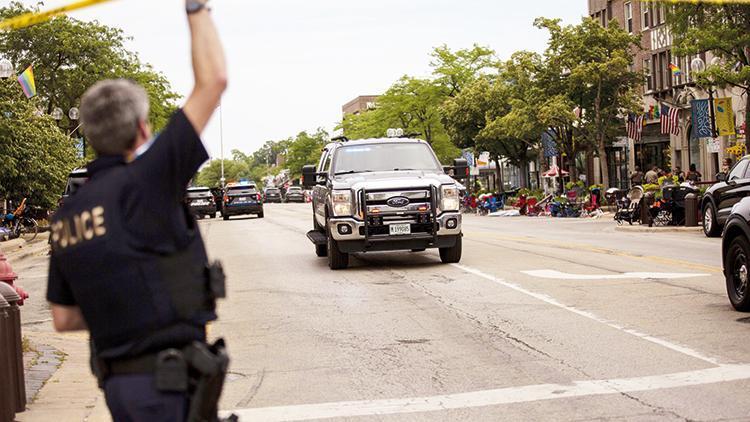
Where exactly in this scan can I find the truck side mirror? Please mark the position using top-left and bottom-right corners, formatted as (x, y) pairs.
(302, 165), (318, 188)
(452, 158), (469, 180)
(716, 172), (727, 183)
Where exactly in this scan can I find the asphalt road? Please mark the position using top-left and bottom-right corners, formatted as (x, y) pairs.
(197, 203), (749, 421)
(13, 203), (748, 421)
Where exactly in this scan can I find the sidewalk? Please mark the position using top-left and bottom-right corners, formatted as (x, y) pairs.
(18, 331), (110, 422)
(614, 224), (704, 234)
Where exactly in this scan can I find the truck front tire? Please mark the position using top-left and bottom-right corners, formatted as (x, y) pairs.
(439, 236), (462, 264)
(327, 233), (349, 270)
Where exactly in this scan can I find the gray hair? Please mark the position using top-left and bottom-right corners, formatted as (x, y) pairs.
(80, 79), (150, 156)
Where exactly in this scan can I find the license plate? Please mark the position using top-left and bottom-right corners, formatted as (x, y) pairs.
(192, 200), (209, 206)
(389, 223), (411, 236)
(238, 197), (248, 202)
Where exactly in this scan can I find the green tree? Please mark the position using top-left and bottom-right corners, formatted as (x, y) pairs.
(0, 2), (179, 133)
(667, 3), (750, 147)
(339, 76), (460, 164)
(430, 44), (498, 97)
(535, 17), (641, 188)
(285, 129), (329, 178)
(442, 77), (513, 192)
(0, 80), (78, 208)
(195, 159), (251, 188)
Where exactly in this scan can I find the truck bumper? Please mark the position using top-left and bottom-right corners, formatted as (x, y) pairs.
(223, 204), (263, 216)
(327, 212), (462, 252)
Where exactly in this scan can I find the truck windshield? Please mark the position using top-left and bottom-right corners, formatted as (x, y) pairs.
(333, 143), (441, 175)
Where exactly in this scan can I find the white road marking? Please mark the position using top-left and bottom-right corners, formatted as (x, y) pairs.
(455, 264), (721, 365)
(225, 263), (737, 421)
(523, 269), (711, 280)
(225, 364), (750, 421)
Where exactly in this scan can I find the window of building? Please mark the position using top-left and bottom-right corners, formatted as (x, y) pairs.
(656, 5), (666, 25)
(644, 58), (653, 91)
(624, 2), (633, 33)
(642, 3), (651, 29)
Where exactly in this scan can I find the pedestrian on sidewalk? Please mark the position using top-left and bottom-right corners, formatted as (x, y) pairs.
(629, 166), (644, 187)
(644, 166), (659, 185)
(46, 1), (230, 421)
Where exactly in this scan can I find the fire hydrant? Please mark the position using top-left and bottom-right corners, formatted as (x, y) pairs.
(0, 249), (27, 305)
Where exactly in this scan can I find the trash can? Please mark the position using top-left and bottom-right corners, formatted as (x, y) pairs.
(0, 294), (14, 422)
(641, 191), (654, 225)
(0, 283), (25, 414)
(685, 193), (699, 227)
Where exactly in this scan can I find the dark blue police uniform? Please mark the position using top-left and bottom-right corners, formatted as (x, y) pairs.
(47, 110), (215, 421)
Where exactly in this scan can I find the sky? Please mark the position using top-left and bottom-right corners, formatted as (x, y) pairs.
(8, 0), (586, 158)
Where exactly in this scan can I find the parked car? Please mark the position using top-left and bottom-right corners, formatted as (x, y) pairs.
(284, 186), (305, 203)
(721, 196), (750, 311)
(185, 187), (217, 219)
(703, 155), (750, 237)
(223, 184), (264, 220)
(59, 168), (89, 207)
(264, 187), (282, 203)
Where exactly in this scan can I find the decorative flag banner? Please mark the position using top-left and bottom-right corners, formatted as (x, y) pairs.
(714, 97), (736, 137)
(17, 65), (36, 98)
(691, 99), (713, 139)
(660, 104), (680, 136)
(542, 131), (558, 158)
(669, 63), (682, 77)
(626, 114), (644, 142)
(0, 0), (115, 31)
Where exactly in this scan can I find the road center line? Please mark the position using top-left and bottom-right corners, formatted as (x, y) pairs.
(225, 364), (750, 421)
(522, 269), (711, 280)
(453, 264), (721, 365)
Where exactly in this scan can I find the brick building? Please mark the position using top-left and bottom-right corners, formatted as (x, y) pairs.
(589, 0), (746, 184)
(342, 95), (379, 116)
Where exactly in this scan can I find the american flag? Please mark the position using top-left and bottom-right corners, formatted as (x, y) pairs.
(661, 104), (680, 136)
(627, 114), (644, 141)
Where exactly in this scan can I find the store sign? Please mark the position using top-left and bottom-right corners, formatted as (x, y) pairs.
(706, 138), (721, 154)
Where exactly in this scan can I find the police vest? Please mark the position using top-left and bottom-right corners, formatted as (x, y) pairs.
(50, 157), (218, 356)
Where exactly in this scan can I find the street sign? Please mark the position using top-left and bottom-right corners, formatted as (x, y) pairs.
(75, 137), (84, 159)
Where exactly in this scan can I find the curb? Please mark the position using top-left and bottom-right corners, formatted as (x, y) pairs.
(614, 225), (704, 233)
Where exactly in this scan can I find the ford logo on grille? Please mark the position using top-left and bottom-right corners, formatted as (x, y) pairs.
(386, 196), (410, 208)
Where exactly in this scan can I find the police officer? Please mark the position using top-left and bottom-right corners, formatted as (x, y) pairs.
(46, 1), (229, 420)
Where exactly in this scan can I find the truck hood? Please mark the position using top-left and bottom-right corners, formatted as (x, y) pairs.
(333, 171), (459, 191)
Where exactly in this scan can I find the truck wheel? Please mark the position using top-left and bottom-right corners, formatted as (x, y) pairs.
(223, 215), (229, 221)
(439, 236), (462, 264)
(258, 211), (265, 219)
(726, 235), (750, 311)
(327, 233), (349, 270)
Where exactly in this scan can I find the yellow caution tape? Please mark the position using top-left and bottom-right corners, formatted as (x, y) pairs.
(0, 0), (116, 31)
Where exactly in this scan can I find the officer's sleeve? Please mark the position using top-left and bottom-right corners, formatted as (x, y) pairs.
(134, 109), (209, 200)
(46, 256), (76, 306)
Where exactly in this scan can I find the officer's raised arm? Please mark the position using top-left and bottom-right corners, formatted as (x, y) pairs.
(182, 0), (227, 135)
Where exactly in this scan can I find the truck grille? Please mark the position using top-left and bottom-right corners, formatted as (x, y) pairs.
(359, 188), (436, 237)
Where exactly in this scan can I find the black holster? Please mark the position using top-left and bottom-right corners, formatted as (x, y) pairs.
(185, 339), (231, 422)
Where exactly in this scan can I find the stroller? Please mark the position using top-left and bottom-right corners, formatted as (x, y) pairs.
(614, 186), (644, 225)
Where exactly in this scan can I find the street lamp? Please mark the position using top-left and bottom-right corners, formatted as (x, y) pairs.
(0, 59), (13, 79)
(690, 57), (718, 138)
(68, 107), (79, 121)
(51, 107), (64, 122)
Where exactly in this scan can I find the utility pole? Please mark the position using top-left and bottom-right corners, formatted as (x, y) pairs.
(219, 102), (225, 189)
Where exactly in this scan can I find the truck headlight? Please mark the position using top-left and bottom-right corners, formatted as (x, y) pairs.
(441, 185), (460, 212)
(332, 190), (353, 216)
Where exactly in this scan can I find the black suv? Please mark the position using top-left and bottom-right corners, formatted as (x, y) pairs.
(721, 196), (750, 311)
(284, 186), (305, 203)
(186, 187), (217, 219)
(703, 155), (750, 237)
(222, 184), (264, 220)
(264, 187), (282, 203)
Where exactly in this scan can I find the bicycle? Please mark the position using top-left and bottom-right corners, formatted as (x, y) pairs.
(2, 198), (39, 242)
